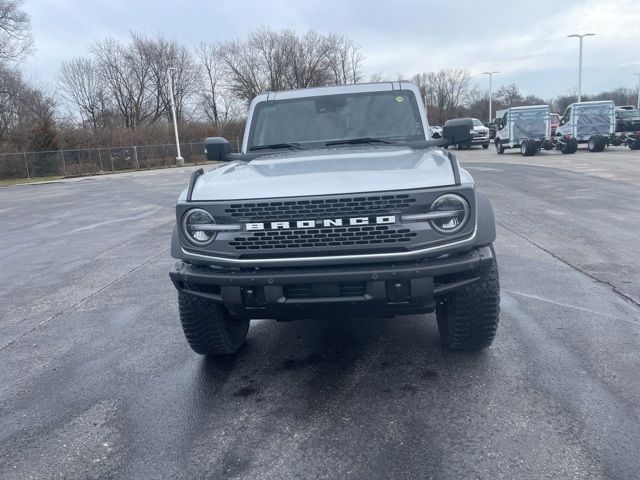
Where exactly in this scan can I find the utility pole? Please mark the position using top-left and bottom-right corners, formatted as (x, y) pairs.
(482, 71), (499, 122)
(635, 73), (640, 110)
(168, 67), (184, 167)
(567, 33), (595, 102)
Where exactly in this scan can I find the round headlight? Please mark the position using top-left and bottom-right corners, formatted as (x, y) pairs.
(429, 194), (470, 234)
(182, 208), (216, 246)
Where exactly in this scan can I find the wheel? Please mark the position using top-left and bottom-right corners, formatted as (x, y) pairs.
(520, 139), (535, 156)
(457, 144), (464, 150)
(560, 137), (578, 154)
(569, 137), (578, 153)
(178, 289), (250, 355)
(436, 249), (500, 350)
(432, 133), (441, 139)
(443, 144), (448, 149)
(588, 135), (606, 152)
(495, 139), (504, 154)
(629, 140), (640, 150)
(482, 143), (489, 149)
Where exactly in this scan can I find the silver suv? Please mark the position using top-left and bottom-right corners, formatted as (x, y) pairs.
(169, 82), (500, 356)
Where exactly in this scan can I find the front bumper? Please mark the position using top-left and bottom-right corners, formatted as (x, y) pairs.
(169, 246), (494, 319)
(470, 135), (490, 145)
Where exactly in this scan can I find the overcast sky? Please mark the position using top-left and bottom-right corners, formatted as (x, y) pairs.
(22, 0), (640, 100)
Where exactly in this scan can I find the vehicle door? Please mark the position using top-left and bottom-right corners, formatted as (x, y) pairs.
(496, 111), (509, 142)
(556, 106), (572, 136)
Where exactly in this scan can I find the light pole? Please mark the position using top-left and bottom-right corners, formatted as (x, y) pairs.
(168, 67), (184, 167)
(482, 71), (499, 122)
(567, 33), (595, 102)
(635, 73), (640, 110)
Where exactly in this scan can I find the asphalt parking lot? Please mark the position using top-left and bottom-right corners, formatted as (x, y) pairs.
(1, 145), (640, 479)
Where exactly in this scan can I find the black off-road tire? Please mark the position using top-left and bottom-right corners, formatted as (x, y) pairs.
(482, 143), (489, 149)
(178, 290), (250, 356)
(629, 140), (640, 150)
(569, 137), (579, 153)
(436, 252), (500, 350)
(588, 135), (606, 152)
(495, 139), (504, 154)
(560, 137), (578, 154)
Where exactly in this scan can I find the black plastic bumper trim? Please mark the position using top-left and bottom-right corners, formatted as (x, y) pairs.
(169, 246), (493, 318)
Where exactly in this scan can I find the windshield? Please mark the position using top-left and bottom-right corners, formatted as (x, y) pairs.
(248, 90), (424, 149)
(618, 109), (640, 120)
(472, 118), (483, 127)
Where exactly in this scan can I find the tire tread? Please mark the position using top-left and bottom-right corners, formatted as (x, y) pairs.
(178, 289), (249, 356)
(437, 254), (500, 350)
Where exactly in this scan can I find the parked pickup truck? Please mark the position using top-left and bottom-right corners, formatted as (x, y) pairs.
(169, 82), (500, 356)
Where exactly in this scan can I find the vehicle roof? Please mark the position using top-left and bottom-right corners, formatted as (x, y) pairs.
(508, 105), (549, 111)
(253, 81), (421, 101)
(569, 100), (615, 106)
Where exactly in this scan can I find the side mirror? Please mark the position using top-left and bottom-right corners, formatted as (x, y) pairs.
(443, 118), (473, 146)
(204, 137), (230, 161)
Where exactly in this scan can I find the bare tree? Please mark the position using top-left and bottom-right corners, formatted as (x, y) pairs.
(217, 28), (365, 104)
(0, 65), (22, 140)
(495, 83), (524, 107)
(195, 42), (238, 127)
(465, 87), (490, 121)
(287, 30), (332, 88)
(0, 66), (57, 150)
(162, 39), (200, 121)
(368, 73), (391, 83)
(418, 68), (472, 124)
(57, 57), (109, 131)
(135, 33), (199, 122)
(0, 0), (33, 65)
(410, 73), (428, 105)
(326, 34), (363, 85)
(92, 36), (157, 129)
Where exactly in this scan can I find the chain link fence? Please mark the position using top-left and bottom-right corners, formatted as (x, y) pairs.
(0, 140), (242, 180)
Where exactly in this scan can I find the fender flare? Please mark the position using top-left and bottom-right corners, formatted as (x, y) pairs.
(475, 191), (496, 246)
(171, 225), (183, 259)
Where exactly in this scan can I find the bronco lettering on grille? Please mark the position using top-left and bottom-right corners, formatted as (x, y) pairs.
(245, 215), (396, 231)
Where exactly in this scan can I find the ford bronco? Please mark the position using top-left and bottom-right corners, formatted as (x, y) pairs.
(169, 82), (500, 356)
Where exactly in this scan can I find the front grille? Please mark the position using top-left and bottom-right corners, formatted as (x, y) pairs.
(283, 282), (367, 299)
(283, 284), (312, 299)
(229, 225), (418, 250)
(223, 194), (417, 221)
(340, 282), (367, 296)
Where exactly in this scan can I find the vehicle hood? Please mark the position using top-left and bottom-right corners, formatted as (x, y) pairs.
(189, 146), (462, 201)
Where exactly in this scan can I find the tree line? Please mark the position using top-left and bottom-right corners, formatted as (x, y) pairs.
(0, 0), (638, 155)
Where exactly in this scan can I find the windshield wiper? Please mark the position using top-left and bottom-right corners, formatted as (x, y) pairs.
(325, 137), (393, 146)
(249, 142), (302, 151)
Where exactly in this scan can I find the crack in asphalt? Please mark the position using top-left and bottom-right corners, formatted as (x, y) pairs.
(498, 221), (640, 311)
(504, 289), (640, 324)
(0, 247), (169, 352)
